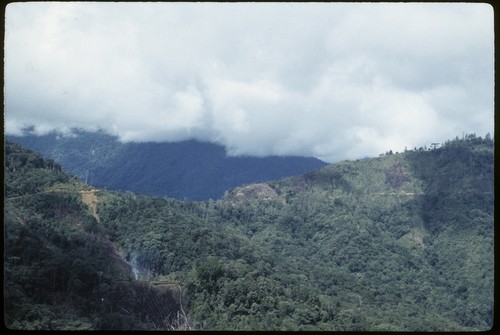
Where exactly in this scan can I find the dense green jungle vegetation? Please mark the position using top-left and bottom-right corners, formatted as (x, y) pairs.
(3, 134), (494, 330)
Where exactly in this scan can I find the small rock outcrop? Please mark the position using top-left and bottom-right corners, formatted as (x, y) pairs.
(225, 183), (280, 202)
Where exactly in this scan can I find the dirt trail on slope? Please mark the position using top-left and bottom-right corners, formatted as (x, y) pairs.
(80, 189), (100, 223)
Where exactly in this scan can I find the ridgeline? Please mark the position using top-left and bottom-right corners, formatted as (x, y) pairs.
(4, 134), (494, 330)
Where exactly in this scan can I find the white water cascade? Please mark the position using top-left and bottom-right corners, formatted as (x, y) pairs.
(130, 253), (140, 280)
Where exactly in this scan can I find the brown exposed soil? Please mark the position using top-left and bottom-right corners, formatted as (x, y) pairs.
(80, 189), (100, 223)
(385, 163), (411, 189)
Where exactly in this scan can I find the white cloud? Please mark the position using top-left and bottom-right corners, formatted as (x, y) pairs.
(4, 2), (494, 162)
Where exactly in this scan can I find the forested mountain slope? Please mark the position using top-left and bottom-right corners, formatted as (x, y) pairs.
(7, 130), (327, 200)
(4, 142), (190, 329)
(4, 134), (494, 331)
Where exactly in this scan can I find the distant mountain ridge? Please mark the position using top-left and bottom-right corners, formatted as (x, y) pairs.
(7, 130), (327, 200)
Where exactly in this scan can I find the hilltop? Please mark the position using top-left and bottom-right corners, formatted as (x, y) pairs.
(3, 134), (494, 330)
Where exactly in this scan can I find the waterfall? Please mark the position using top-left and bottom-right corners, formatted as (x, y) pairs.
(130, 253), (140, 280)
(132, 265), (139, 280)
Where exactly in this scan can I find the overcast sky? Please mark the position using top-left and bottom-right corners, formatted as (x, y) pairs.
(4, 2), (494, 162)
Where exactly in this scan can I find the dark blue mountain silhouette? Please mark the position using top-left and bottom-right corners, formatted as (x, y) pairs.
(7, 130), (327, 200)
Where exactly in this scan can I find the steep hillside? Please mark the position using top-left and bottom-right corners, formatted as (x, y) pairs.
(4, 134), (494, 331)
(4, 142), (190, 330)
(7, 130), (327, 200)
(207, 134), (493, 330)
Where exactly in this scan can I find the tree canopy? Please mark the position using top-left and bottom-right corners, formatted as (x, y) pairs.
(3, 134), (494, 330)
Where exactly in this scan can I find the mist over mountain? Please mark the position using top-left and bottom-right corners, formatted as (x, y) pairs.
(5, 3), (494, 162)
(4, 3), (494, 330)
(4, 134), (493, 330)
(7, 129), (327, 200)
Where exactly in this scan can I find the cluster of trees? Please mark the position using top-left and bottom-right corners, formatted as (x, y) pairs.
(4, 134), (493, 330)
(4, 142), (182, 330)
(92, 134), (494, 330)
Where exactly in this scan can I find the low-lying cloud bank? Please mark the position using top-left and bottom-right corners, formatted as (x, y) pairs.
(5, 3), (494, 162)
